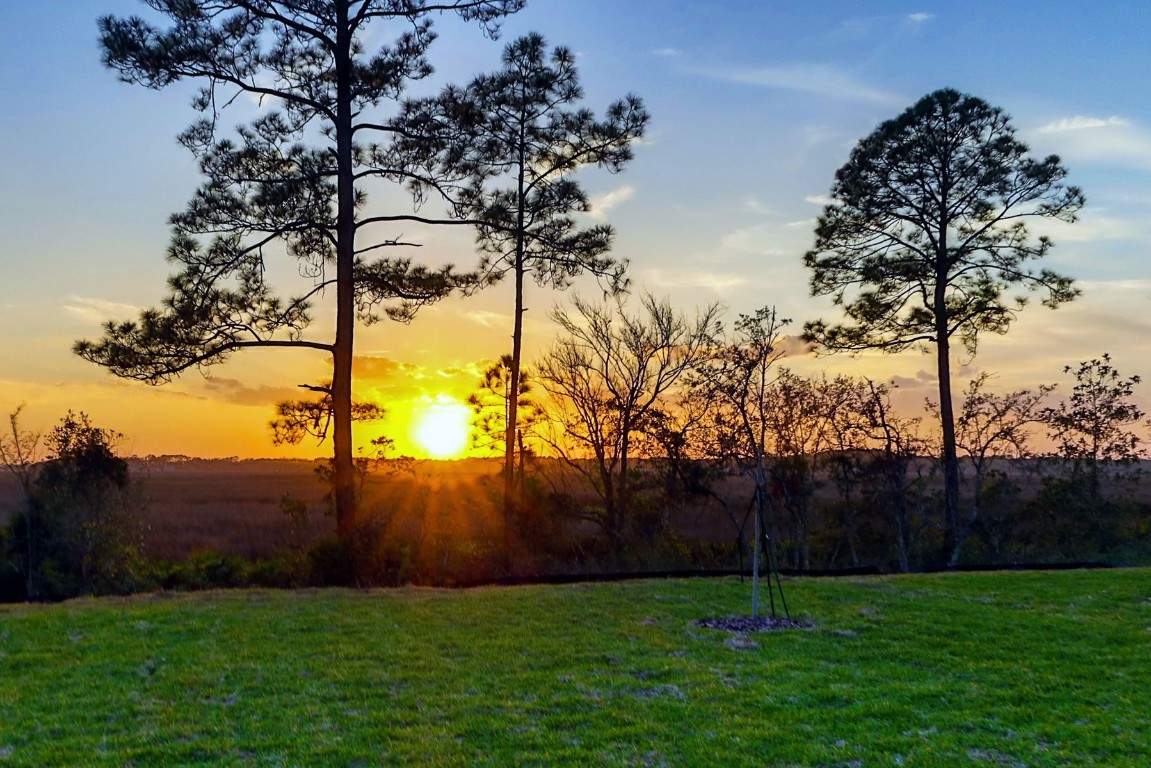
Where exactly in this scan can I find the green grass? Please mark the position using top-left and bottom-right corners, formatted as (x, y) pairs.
(1, 570), (1149, 766)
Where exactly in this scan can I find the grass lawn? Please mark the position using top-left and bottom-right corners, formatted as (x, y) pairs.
(1, 569), (1148, 766)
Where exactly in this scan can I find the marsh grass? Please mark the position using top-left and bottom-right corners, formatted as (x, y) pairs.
(1, 569), (1149, 766)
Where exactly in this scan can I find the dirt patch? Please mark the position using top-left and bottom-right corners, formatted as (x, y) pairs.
(694, 615), (814, 632)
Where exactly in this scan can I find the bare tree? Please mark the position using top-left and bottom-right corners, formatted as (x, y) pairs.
(1044, 354), (1147, 502)
(928, 373), (1053, 563)
(857, 381), (933, 573)
(689, 306), (791, 614)
(537, 293), (719, 557)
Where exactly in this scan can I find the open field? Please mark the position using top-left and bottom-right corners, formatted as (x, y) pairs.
(1, 569), (1149, 766)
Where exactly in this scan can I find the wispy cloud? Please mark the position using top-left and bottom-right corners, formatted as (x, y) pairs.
(744, 198), (772, 215)
(906, 12), (934, 24)
(63, 296), (141, 323)
(804, 194), (836, 206)
(1029, 211), (1149, 243)
(644, 268), (746, 291)
(1032, 115), (1151, 169)
(1039, 115), (1129, 133)
(588, 185), (635, 220)
(651, 47), (680, 57)
(200, 377), (301, 407)
(701, 63), (902, 105)
(462, 309), (509, 328)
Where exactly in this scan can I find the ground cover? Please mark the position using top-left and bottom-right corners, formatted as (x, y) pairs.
(1, 569), (1148, 766)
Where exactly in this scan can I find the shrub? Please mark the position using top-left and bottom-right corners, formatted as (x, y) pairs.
(7, 412), (147, 600)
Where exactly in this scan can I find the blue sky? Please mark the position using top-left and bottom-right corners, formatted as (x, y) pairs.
(2, 1), (1150, 456)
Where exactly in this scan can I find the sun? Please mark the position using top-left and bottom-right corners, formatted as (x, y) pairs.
(412, 400), (471, 459)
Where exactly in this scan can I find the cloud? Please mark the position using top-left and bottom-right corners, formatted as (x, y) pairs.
(1028, 210), (1149, 243)
(63, 296), (141, 323)
(352, 355), (403, 380)
(804, 194), (837, 207)
(719, 223), (800, 256)
(644, 268), (746, 291)
(1032, 115), (1151, 169)
(588, 185), (635, 220)
(906, 12), (934, 23)
(702, 63), (902, 105)
(651, 47), (680, 57)
(462, 309), (509, 328)
(744, 198), (772, 215)
(889, 370), (937, 390)
(1039, 115), (1129, 133)
(200, 377), (301, 407)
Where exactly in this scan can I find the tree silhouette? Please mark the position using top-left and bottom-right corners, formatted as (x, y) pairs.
(74, 1), (522, 537)
(928, 373), (1053, 563)
(803, 88), (1083, 563)
(537, 294), (718, 557)
(392, 33), (648, 530)
(467, 354), (540, 470)
(1044, 354), (1147, 502)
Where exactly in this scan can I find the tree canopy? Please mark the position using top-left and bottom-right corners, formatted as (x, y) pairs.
(75, 0), (523, 535)
(803, 87), (1084, 564)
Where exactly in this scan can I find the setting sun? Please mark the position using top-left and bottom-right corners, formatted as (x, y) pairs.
(411, 400), (472, 459)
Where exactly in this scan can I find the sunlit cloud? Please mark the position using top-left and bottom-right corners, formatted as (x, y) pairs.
(588, 185), (635, 220)
(63, 296), (141, 323)
(644, 268), (746, 291)
(463, 309), (510, 328)
(1032, 115), (1151, 169)
(701, 63), (903, 105)
(889, 370), (938, 390)
(200, 377), (301, 407)
(352, 355), (404, 380)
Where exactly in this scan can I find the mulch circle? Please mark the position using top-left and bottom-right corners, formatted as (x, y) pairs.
(695, 615), (814, 632)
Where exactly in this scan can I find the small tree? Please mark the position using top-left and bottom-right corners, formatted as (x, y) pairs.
(856, 382), (934, 573)
(1044, 354), (1147, 501)
(537, 293), (718, 558)
(928, 373), (1053, 563)
(690, 306), (790, 614)
(0, 406), (44, 599)
(394, 33), (648, 527)
(804, 88), (1083, 564)
(467, 355), (541, 484)
(9, 412), (145, 599)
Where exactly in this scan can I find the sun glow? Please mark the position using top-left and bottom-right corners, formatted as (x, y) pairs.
(412, 399), (472, 459)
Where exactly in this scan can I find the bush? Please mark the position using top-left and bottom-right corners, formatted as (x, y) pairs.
(308, 518), (413, 588)
(7, 412), (147, 600)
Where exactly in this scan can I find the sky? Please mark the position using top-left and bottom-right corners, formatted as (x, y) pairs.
(2, 1), (1151, 459)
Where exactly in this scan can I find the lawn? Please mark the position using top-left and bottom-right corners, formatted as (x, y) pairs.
(1, 569), (1148, 766)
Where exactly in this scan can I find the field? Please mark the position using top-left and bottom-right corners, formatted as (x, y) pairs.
(2, 569), (1149, 766)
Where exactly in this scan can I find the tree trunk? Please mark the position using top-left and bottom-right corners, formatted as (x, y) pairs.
(332, 3), (357, 538)
(503, 132), (529, 562)
(935, 307), (960, 566)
